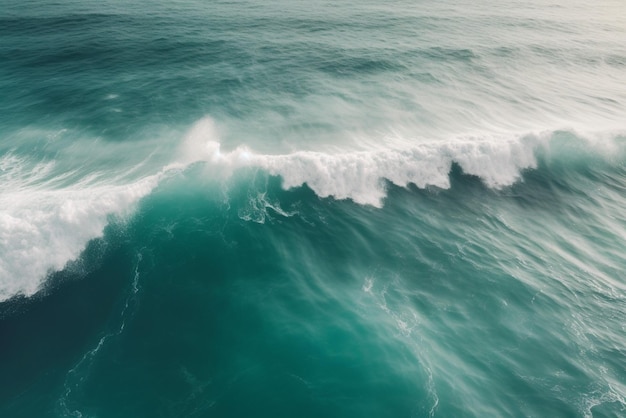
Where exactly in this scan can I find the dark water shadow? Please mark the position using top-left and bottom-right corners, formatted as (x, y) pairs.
(0, 223), (134, 414)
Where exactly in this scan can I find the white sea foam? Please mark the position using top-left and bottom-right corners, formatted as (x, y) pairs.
(182, 118), (626, 207)
(260, 137), (541, 206)
(0, 153), (165, 302)
(181, 117), (550, 206)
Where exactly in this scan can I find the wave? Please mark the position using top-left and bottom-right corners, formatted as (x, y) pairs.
(1, 117), (623, 302)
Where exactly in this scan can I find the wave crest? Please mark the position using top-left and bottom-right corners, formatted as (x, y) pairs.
(182, 119), (624, 207)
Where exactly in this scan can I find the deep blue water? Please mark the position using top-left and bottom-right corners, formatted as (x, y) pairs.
(1, 1), (625, 417)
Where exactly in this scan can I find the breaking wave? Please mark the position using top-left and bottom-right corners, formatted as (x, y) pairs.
(0, 117), (623, 301)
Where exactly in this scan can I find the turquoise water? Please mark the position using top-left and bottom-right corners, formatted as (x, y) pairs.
(1, 1), (625, 417)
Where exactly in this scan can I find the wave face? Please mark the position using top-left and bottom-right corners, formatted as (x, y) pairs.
(1, 0), (626, 417)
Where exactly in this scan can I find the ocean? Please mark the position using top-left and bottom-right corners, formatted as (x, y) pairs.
(1, 0), (625, 417)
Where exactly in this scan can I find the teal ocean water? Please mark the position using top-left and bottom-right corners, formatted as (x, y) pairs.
(1, 1), (625, 417)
